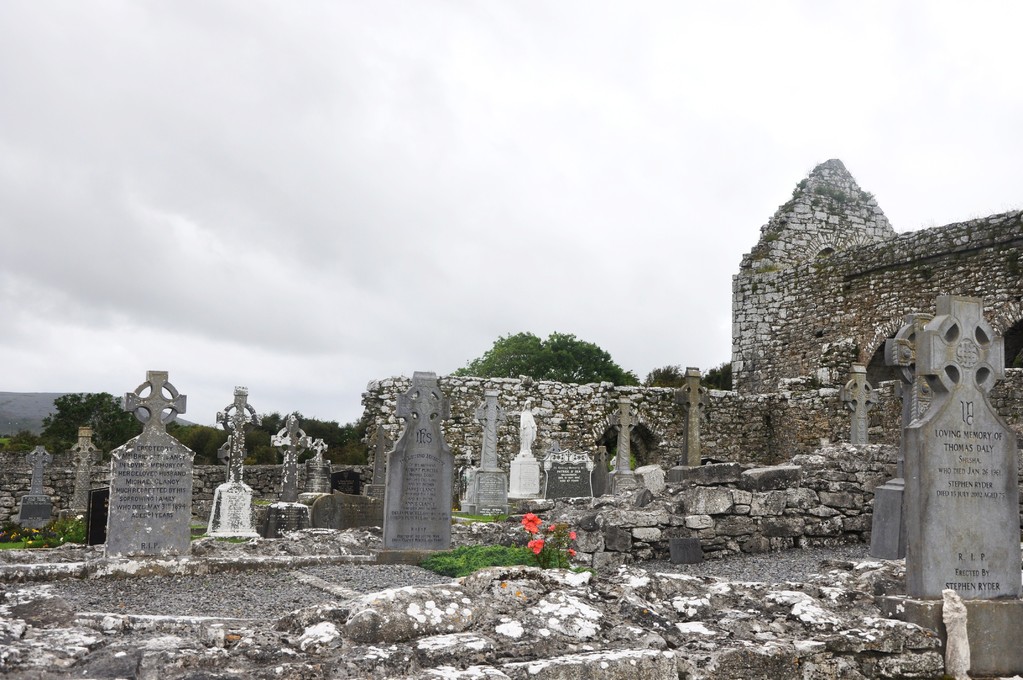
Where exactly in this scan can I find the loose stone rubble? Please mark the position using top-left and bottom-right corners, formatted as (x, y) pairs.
(0, 527), (946, 679)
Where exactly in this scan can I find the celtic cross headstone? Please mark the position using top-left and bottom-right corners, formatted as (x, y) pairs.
(106, 370), (195, 556)
(678, 367), (708, 466)
(903, 296), (1019, 599)
(303, 437), (331, 495)
(382, 371), (453, 550)
(839, 364), (877, 447)
(364, 428), (390, 499)
(17, 445), (54, 529)
(473, 390), (509, 515)
(69, 426), (101, 515)
(206, 387), (260, 538)
(263, 414), (313, 537)
(610, 397), (639, 494)
(870, 312), (933, 559)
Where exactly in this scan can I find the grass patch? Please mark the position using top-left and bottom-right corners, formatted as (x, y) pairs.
(420, 545), (532, 577)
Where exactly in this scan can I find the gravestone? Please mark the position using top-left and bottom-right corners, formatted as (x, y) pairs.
(473, 390), (508, 515)
(331, 470), (362, 495)
(263, 414), (313, 538)
(17, 446), (53, 529)
(903, 296), (1020, 599)
(303, 438), (332, 495)
(311, 493), (383, 530)
(509, 400), (541, 499)
(678, 367), (708, 466)
(85, 487), (110, 545)
(106, 371), (195, 557)
(207, 387), (260, 538)
(591, 448), (609, 497)
(543, 442), (594, 499)
(840, 364), (878, 447)
(363, 428), (389, 499)
(459, 464), (479, 514)
(609, 397), (639, 494)
(870, 313), (933, 559)
(382, 371), (453, 550)
(69, 426), (100, 515)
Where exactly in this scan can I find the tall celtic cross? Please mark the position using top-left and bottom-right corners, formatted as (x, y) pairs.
(885, 313), (934, 476)
(678, 366), (708, 466)
(26, 445), (52, 495)
(396, 372), (450, 450)
(124, 370), (187, 433)
(839, 364), (877, 447)
(371, 427), (390, 484)
(475, 389), (505, 470)
(69, 426), (100, 513)
(70, 426), (99, 459)
(272, 414), (312, 503)
(309, 436), (328, 464)
(217, 387), (260, 484)
(609, 396), (639, 493)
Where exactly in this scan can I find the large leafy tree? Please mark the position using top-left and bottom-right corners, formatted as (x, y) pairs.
(41, 393), (142, 454)
(453, 332), (639, 386)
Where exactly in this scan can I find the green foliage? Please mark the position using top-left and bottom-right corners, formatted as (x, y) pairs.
(1, 430), (42, 452)
(644, 365), (686, 388)
(522, 513), (577, 569)
(41, 393), (142, 454)
(420, 544), (533, 577)
(813, 185), (848, 203)
(0, 516), (86, 549)
(247, 412), (369, 466)
(452, 332), (639, 386)
(703, 361), (733, 390)
(167, 423), (228, 465)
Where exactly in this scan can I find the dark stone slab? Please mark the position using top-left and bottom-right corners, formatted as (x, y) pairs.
(311, 493), (383, 530)
(739, 465), (802, 491)
(603, 525), (632, 552)
(475, 470), (508, 515)
(869, 479), (905, 559)
(331, 470), (362, 496)
(10, 595), (74, 628)
(667, 462), (743, 485)
(543, 451), (594, 499)
(669, 538), (704, 564)
(591, 450), (609, 497)
(262, 502), (311, 538)
(86, 487), (109, 546)
(16, 495), (52, 529)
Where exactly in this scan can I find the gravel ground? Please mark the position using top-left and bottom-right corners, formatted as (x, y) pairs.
(35, 544), (875, 620)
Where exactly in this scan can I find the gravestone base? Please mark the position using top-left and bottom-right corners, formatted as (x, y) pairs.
(474, 469), (508, 516)
(459, 502), (477, 515)
(609, 471), (639, 494)
(509, 454), (541, 499)
(17, 495), (53, 529)
(376, 549), (441, 565)
(879, 595), (1023, 676)
(207, 481), (259, 538)
(310, 493), (383, 530)
(263, 502), (311, 538)
(869, 478), (905, 559)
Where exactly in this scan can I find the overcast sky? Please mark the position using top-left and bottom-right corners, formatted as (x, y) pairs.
(1, 1), (1020, 428)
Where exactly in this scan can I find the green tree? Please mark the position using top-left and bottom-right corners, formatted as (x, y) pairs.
(41, 393), (142, 454)
(167, 423), (228, 465)
(644, 365), (686, 388)
(2, 429), (41, 452)
(703, 361), (733, 390)
(452, 332), (639, 385)
(247, 412), (369, 466)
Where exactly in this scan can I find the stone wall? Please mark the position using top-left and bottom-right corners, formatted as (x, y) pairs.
(361, 370), (1023, 468)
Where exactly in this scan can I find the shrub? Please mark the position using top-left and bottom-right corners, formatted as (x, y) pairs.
(420, 545), (533, 577)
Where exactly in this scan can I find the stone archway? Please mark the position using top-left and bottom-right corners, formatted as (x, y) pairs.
(1004, 318), (1023, 368)
(595, 422), (660, 468)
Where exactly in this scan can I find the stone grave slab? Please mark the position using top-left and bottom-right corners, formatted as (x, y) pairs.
(331, 470), (362, 495)
(364, 429), (390, 499)
(473, 390), (508, 515)
(311, 493), (383, 530)
(543, 444), (594, 499)
(591, 449), (609, 497)
(304, 438), (331, 495)
(85, 487), (109, 546)
(382, 371), (453, 551)
(17, 446), (53, 529)
(106, 371), (195, 557)
(903, 296), (1020, 599)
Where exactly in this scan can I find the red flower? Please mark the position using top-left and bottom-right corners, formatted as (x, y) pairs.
(521, 513), (542, 535)
(527, 538), (545, 555)
(568, 548), (576, 557)
(568, 531), (577, 540)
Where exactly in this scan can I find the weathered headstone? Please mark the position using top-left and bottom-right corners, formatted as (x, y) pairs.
(591, 448), (609, 497)
(304, 438), (332, 495)
(263, 414), (312, 538)
(69, 426), (100, 515)
(609, 397), (639, 494)
(331, 470), (362, 495)
(207, 387), (260, 538)
(543, 442), (594, 499)
(85, 487), (110, 545)
(382, 371), (453, 551)
(459, 464), (479, 514)
(509, 400), (541, 499)
(473, 390), (508, 515)
(311, 492), (383, 530)
(903, 296), (1020, 599)
(363, 428), (389, 499)
(870, 313), (933, 559)
(106, 370), (195, 557)
(17, 446), (53, 529)
(840, 364), (878, 447)
(678, 367), (708, 466)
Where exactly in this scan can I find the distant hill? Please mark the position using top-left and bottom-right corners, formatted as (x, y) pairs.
(0, 392), (67, 435)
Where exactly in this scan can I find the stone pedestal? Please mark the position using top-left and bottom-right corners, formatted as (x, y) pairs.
(207, 481), (259, 538)
(869, 478), (905, 559)
(880, 596), (1023, 676)
(263, 501), (311, 538)
(508, 452), (541, 499)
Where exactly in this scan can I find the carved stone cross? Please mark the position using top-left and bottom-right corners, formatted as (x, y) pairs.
(475, 390), (506, 470)
(885, 313), (934, 476)
(396, 372), (450, 449)
(123, 370), (187, 433)
(69, 426), (100, 514)
(610, 397), (639, 492)
(678, 366), (709, 466)
(840, 364), (877, 447)
(26, 445), (52, 495)
(917, 297), (1003, 398)
(272, 414), (312, 503)
(309, 437), (328, 464)
(217, 387), (259, 484)
(371, 428), (390, 484)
